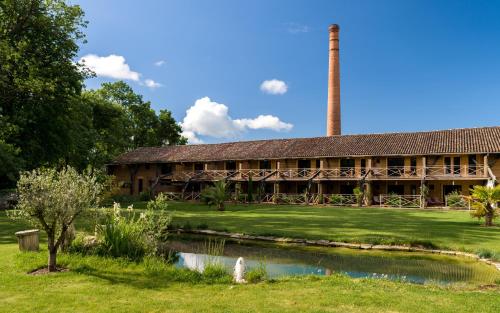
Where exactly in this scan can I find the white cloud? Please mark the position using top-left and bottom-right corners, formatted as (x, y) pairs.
(180, 97), (293, 144)
(79, 54), (140, 81)
(154, 60), (166, 67)
(234, 115), (293, 132)
(287, 23), (310, 34)
(144, 79), (162, 89)
(260, 79), (288, 95)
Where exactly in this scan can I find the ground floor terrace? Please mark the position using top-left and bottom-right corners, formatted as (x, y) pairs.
(156, 179), (485, 208)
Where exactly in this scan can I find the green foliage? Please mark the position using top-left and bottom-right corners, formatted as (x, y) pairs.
(196, 223), (209, 230)
(470, 185), (500, 226)
(139, 191), (151, 201)
(0, 0), (88, 185)
(147, 193), (169, 211)
(96, 203), (147, 260)
(246, 261), (268, 283)
(386, 193), (402, 207)
(82, 81), (186, 170)
(7, 166), (103, 270)
(95, 197), (171, 260)
(201, 180), (230, 211)
(476, 248), (493, 259)
(446, 191), (465, 208)
(0, 2), (186, 184)
(353, 187), (363, 207)
(202, 263), (231, 283)
(329, 194), (344, 205)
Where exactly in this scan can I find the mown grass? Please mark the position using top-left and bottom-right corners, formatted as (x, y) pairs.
(1, 207), (500, 312)
(136, 202), (500, 258)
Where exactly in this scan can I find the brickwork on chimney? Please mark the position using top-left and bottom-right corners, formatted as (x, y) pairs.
(327, 24), (341, 136)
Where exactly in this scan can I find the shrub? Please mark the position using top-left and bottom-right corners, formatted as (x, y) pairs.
(353, 187), (363, 207)
(202, 263), (231, 283)
(139, 191), (151, 201)
(446, 191), (464, 208)
(329, 194), (344, 205)
(476, 248), (493, 259)
(69, 233), (99, 255)
(201, 180), (230, 211)
(97, 205), (148, 261)
(182, 222), (192, 230)
(196, 223), (209, 230)
(95, 198), (171, 261)
(246, 261), (268, 283)
(385, 193), (402, 207)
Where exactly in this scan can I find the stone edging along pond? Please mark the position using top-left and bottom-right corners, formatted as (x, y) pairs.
(179, 229), (500, 272)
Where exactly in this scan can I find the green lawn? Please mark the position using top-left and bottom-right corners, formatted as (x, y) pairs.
(1, 206), (500, 312)
(160, 202), (500, 257)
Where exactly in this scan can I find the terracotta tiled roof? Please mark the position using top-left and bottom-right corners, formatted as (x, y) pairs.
(112, 126), (500, 164)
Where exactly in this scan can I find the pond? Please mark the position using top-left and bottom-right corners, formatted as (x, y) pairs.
(163, 235), (500, 285)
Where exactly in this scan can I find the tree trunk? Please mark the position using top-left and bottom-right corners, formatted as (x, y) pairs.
(485, 204), (494, 227)
(217, 202), (225, 211)
(48, 248), (57, 272)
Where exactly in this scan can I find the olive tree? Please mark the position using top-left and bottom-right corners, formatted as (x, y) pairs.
(8, 167), (103, 271)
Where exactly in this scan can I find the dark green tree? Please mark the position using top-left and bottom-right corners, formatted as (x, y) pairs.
(0, 0), (88, 185)
(81, 81), (186, 170)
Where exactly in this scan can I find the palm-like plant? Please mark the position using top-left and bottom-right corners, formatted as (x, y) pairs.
(201, 180), (230, 211)
(470, 184), (500, 227)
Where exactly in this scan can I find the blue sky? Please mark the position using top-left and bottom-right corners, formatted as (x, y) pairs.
(76, 0), (500, 143)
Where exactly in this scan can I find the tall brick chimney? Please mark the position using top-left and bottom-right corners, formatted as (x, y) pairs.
(327, 24), (341, 136)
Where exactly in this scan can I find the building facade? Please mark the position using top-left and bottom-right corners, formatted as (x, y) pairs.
(109, 126), (500, 208)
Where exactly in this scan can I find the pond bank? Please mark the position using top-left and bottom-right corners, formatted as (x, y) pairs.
(178, 229), (500, 272)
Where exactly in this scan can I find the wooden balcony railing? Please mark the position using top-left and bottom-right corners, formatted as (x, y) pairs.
(425, 165), (485, 178)
(166, 165), (487, 182)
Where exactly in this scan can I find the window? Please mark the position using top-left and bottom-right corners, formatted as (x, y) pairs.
(468, 155), (477, 175)
(145, 164), (150, 170)
(387, 185), (404, 195)
(298, 159), (311, 169)
(340, 159), (355, 177)
(387, 157), (404, 176)
(410, 157), (417, 175)
(226, 161), (237, 171)
(340, 159), (355, 168)
(138, 179), (143, 193)
(444, 157), (451, 175)
(453, 157), (461, 175)
(316, 159), (321, 168)
(360, 159), (366, 175)
(194, 163), (204, 171)
(443, 185), (462, 199)
(260, 160), (271, 170)
(161, 164), (173, 175)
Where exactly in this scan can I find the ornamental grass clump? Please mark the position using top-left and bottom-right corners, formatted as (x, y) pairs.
(246, 260), (268, 283)
(95, 194), (172, 261)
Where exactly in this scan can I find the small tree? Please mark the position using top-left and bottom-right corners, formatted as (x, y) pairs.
(470, 185), (500, 227)
(201, 180), (230, 211)
(353, 187), (363, 207)
(8, 167), (103, 271)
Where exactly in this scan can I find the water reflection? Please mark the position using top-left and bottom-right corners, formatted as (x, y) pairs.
(164, 236), (499, 284)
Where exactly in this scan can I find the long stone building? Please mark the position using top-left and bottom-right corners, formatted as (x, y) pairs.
(109, 25), (500, 207)
(109, 127), (500, 207)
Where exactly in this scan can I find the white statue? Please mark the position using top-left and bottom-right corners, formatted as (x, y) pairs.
(233, 257), (246, 283)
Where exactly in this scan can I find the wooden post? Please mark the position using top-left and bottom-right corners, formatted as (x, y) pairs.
(15, 229), (39, 251)
(484, 155), (489, 177)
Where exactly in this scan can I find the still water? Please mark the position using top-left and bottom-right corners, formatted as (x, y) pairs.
(163, 236), (499, 285)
